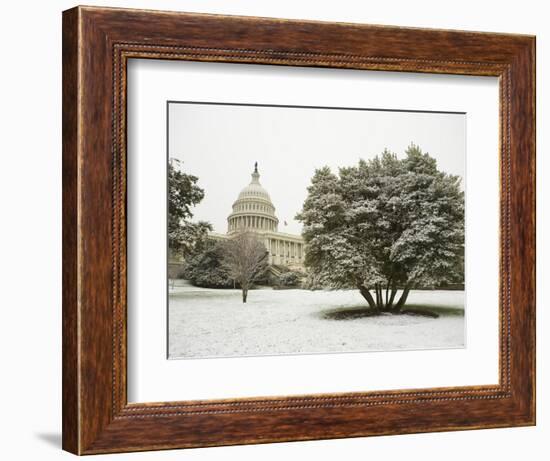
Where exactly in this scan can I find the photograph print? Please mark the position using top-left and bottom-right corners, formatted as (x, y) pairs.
(167, 102), (465, 359)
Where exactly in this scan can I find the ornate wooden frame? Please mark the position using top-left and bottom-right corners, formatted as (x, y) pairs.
(62, 5), (536, 455)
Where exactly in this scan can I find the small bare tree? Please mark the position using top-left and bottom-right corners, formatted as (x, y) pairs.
(222, 231), (268, 303)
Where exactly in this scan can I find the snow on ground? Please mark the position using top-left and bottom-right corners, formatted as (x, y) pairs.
(168, 281), (465, 359)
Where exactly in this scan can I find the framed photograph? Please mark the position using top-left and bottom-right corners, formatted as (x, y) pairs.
(62, 6), (535, 455)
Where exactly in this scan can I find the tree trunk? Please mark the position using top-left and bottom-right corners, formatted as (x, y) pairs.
(385, 277), (392, 306)
(387, 284), (398, 309)
(393, 285), (411, 312)
(242, 286), (248, 303)
(358, 285), (377, 311)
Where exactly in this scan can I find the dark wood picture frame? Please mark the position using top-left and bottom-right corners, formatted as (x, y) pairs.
(62, 5), (536, 455)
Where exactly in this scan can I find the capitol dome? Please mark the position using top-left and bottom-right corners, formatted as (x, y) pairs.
(227, 163), (279, 234)
(237, 181), (272, 203)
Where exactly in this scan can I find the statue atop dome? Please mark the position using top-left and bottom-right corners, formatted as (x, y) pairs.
(251, 162), (260, 184)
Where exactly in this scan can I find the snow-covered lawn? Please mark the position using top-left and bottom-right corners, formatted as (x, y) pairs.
(168, 282), (465, 359)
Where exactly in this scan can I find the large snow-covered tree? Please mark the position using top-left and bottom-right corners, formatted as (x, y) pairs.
(296, 144), (464, 313)
(168, 158), (211, 257)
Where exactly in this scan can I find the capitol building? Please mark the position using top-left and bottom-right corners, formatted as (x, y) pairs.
(210, 163), (306, 271)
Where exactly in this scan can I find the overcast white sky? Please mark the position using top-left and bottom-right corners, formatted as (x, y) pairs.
(169, 103), (465, 235)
